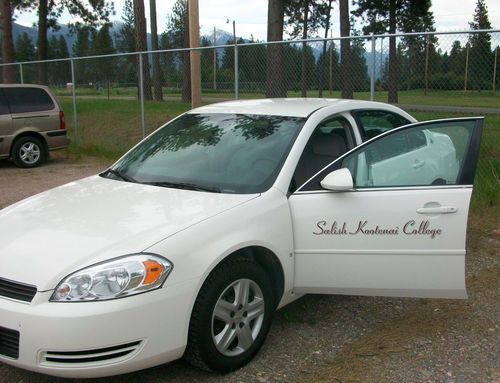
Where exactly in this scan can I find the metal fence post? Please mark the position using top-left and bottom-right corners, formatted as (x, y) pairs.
(70, 59), (78, 145)
(464, 42), (470, 92)
(493, 46), (498, 93)
(233, 21), (239, 100)
(19, 64), (24, 84)
(370, 34), (376, 101)
(213, 26), (217, 91)
(139, 53), (146, 139)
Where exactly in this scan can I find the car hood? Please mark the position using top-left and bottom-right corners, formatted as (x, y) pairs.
(0, 176), (258, 291)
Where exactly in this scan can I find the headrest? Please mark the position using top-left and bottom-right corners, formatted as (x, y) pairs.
(312, 133), (347, 157)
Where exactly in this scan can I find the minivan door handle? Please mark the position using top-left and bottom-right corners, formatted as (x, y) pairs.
(417, 206), (458, 214)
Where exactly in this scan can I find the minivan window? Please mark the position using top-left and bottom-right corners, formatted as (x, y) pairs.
(0, 90), (10, 115)
(4, 87), (55, 113)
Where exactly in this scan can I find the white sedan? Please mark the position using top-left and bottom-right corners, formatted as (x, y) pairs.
(0, 99), (483, 378)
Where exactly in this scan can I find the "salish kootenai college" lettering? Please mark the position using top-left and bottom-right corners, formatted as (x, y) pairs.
(313, 220), (442, 239)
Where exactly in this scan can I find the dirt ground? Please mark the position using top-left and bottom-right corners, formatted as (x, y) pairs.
(0, 153), (498, 383)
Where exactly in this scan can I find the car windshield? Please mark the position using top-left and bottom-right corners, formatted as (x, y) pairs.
(107, 113), (305, 194)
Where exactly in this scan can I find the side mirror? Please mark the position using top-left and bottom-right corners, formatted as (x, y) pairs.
(320, 168), (354, 191)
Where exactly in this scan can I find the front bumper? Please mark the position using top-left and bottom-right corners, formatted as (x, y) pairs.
(0, 279), (198, 378)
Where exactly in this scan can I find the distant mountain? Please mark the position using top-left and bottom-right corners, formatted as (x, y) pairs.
(12, 22), (239, 58)
(11, 22), (384, 77)
(12, 23), (78, 52)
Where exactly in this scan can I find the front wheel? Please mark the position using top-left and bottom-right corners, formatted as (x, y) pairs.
(12, 136), (46, 168)
(185, 258), (274, 372)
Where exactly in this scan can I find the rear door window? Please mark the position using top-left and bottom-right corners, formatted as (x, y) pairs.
(353, 110), (410, 141)
(0, 90), (10, 115)
(4, 87), (55, 113)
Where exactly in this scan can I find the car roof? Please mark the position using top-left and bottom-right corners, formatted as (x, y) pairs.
(189, 98), (406, 118)
(0, 83), (51, 90)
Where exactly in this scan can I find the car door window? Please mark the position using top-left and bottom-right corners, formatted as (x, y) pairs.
(299, 118), (482, 191)
(4, 87), (55, 114)
(353, 110), (410, 141)
(344, 121), (475, 188)
(291, 116), (354, 192)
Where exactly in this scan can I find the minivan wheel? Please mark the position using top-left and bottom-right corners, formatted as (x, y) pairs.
(185, 258), (274, 373)
(12, 136), (46, 168)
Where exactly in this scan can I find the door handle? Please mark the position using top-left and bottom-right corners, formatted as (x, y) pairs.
(417, 206), (458, 214)
(413, 159), (425, 169)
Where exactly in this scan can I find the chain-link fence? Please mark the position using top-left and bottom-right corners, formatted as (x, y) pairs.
(1, 30), (499, 204)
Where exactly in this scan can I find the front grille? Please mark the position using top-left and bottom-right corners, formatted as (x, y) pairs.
(0, 326), (20, 359)
(42, 341), (142, 365)
(0, 277), (37, 302)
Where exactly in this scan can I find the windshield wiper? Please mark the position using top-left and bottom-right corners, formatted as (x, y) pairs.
(100, 169), (138, 183)
(144, 181), (221, 193)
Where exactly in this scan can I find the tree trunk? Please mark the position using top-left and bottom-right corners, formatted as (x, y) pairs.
(149, 0), (162, 101)
(182, 8), (191, 102)
(37, 0), (48, 84)
(387, 0), (398, 103)
(265, 0), (286, 98)
(301, 4), (309, 98)
(318, 0), (333, 97)
(133, 0), (152, 100)
(339, 0), (352, 99)
(0, 0), (15, 83)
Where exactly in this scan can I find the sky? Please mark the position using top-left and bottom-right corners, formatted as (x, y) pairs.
(13, 0), (500, 42)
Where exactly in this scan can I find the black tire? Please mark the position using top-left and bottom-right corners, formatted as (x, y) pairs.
(185, 257), (275, 373)
(12, 136), (46, 168)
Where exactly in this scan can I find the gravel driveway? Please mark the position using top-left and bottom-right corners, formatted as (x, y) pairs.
(0, 154), (498, 383)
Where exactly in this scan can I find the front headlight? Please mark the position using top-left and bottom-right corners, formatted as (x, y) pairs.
(50, 254), (173, 302)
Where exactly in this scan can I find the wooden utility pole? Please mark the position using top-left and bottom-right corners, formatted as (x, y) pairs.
(188, 0), (201, 107)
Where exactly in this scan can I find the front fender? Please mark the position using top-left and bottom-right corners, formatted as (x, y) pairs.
(146, 187), (295, 343)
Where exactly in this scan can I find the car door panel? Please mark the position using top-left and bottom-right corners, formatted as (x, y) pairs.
(291, 187), (470, 298)
(290, 118), (483, 299)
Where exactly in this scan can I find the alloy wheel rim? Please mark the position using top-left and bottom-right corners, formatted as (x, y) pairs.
(211, 278), (265, 357)
(20, 142), (41, 165)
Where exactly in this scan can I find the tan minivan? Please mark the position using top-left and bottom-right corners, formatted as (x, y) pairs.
(0, 84), (68, 168)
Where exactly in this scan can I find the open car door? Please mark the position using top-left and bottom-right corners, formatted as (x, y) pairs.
(289, 118), (483, 299)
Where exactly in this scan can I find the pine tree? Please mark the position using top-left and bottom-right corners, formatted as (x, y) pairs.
(73, 26), (92, 85)
(166, 0), (191, 102)
(133, 0), (152, 100)
(14, 32), (36, 62)
(33, 0), (113, 84)
(116, 0), (137, 87)
(266, 0), (286, 97)
(468, 0), (493, 91)
(284, 0), (330, 97)
(149, 0), (163, 101)
(0, 0), (15, 82)
(353, 0), (435, 102)
(91, 23), (116, 88)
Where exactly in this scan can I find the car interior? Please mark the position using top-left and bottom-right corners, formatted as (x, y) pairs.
(291, 117), (354, 192)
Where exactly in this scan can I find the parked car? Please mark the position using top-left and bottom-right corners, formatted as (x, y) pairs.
(0, 84), (68, 168)
(0, 99), (483, 378)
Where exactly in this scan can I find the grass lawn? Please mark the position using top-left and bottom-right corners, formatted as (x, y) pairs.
(58, 98), (499, 211)
(55, 87), (500, 109)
